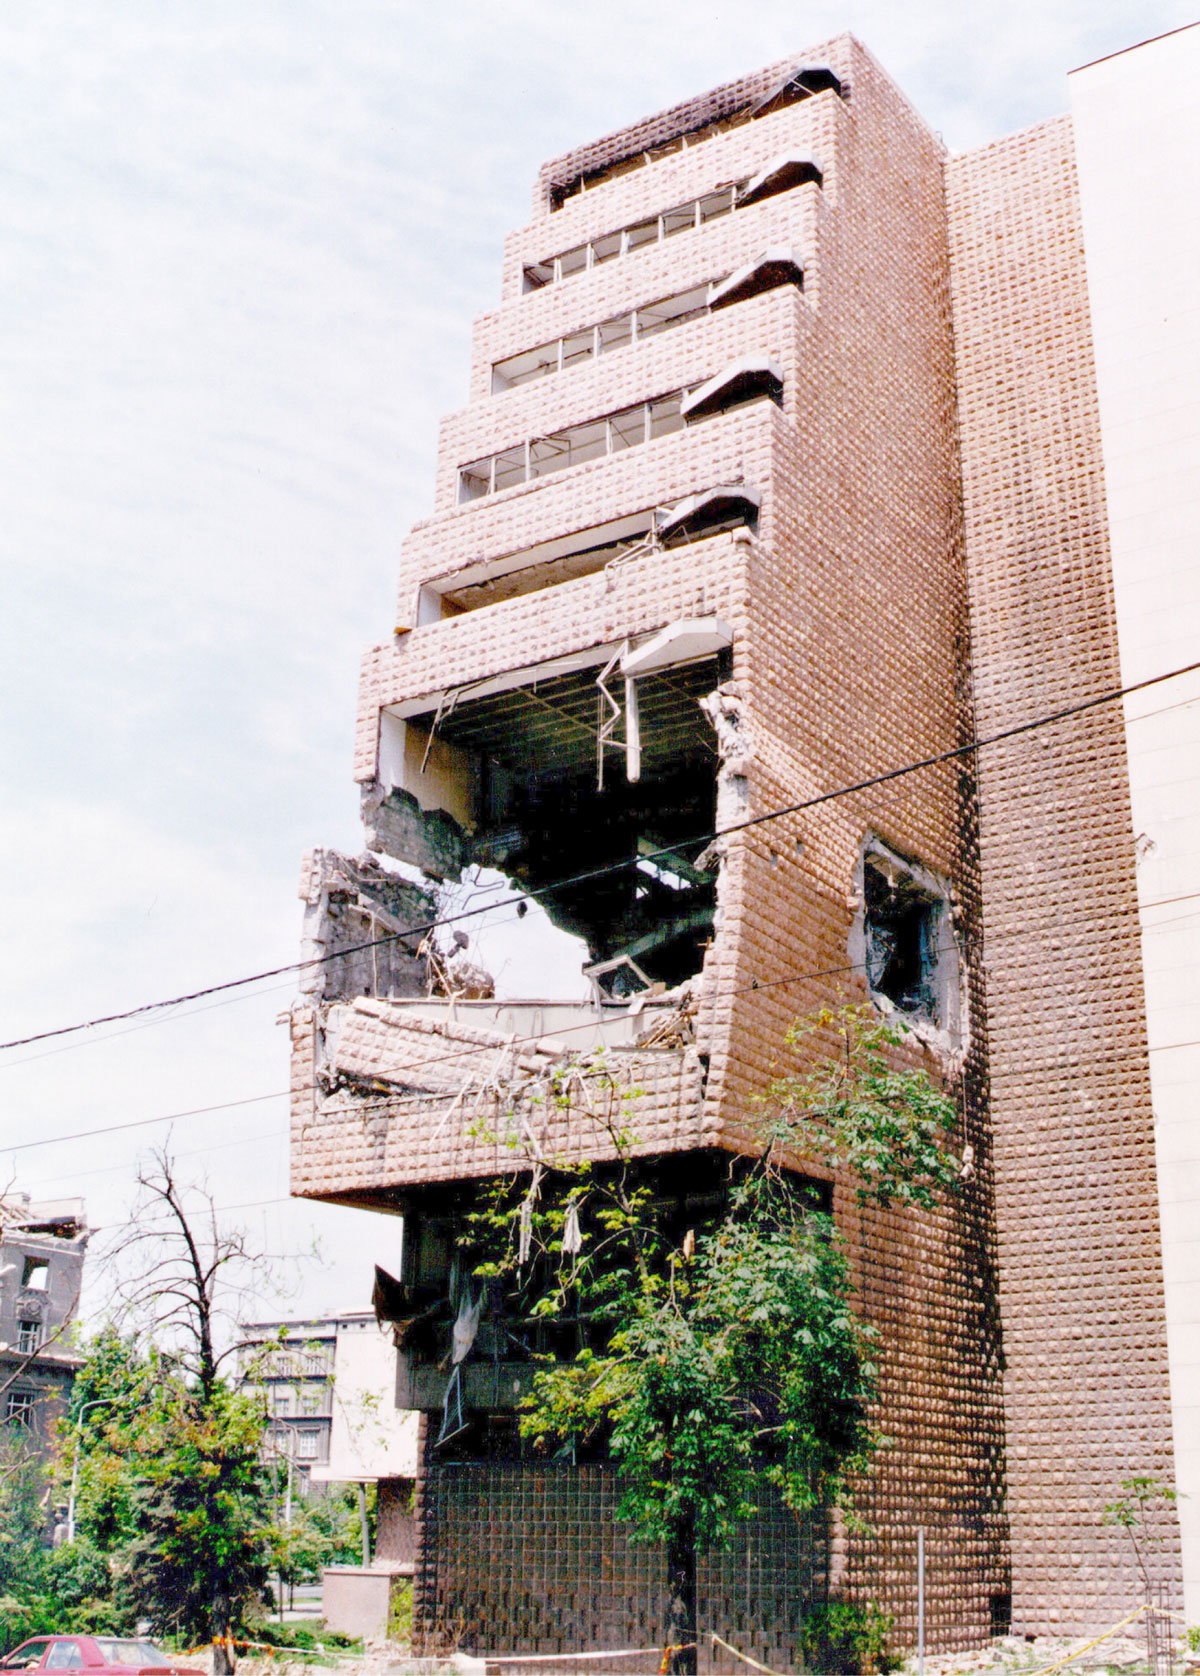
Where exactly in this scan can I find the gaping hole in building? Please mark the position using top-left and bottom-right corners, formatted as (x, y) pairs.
(372, 634), (729, 1000)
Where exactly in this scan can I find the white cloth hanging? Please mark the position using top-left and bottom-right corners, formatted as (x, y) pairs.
(451, 1287), (483, 1364)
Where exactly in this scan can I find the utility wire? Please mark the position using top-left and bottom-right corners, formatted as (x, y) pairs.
(11, 880), (1200, 1161)
(4, 1092), (287, 1156)
(3, 651), (1198, 1058)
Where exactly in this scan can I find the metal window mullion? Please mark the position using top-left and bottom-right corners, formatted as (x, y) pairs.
(592, 325), (600, 360)
(489, 456), (497, 496)
(656, 214), (664, 244)
(642, 403), (650, 446)
(605, 417), (614, 457)
(557, 339), (564, 374)
(693, 199), (701, 230)
(524, 439), (532, 484)
(631, 308), (640, 345)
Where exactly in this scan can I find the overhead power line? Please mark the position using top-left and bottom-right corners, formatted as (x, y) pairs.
(3, 653), (1198, 1058)
(11, 875), (1200, 1163)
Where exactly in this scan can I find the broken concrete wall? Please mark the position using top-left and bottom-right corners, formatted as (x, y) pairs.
(298, 848), (437, 1006)
(291, 990), (708, 1199)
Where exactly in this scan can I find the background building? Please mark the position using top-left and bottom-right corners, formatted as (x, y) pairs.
(237, 1311), (419, 1641)
(0, 1195), (88, 1465)
(237, 1317), (337, 1485)
(288, 21), (1199, 1656)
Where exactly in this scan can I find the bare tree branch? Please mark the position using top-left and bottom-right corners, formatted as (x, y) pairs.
(102, 1147), (279, 1396)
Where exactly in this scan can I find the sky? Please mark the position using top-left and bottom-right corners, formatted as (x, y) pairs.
(1, 0), (1194, 1337)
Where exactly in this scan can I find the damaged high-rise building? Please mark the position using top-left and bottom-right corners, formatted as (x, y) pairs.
(289, 23), (1200, 1657)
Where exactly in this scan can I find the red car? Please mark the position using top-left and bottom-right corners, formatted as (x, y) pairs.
(0, 1641), (204, 1676)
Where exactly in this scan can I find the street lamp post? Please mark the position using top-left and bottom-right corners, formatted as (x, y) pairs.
(66, 1396), (129, 1544)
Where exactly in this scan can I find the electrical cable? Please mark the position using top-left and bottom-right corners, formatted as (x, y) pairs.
(11, 880), (1200, 1162)
(3, 652), (1197, 1057)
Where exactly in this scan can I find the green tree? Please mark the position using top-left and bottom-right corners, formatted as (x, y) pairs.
(1101, 1474), (1179, 1598)
(122, 1381), (270, 1650)
(94, 1154), (278, 1670)
(0, 1428), (125, 1642)
(0, 1438), (58, 1645)
(64, 1328), (158, 1553)
(267, 1485), (373, 1598)
(468, 1007), (961, 1675)
(61, 1330), (272, 1647)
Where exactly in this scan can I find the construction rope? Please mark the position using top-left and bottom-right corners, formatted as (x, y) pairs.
(1013, 1606), (1148, 1676)
(709, 1632), (790, 1676)
(484, 1648), (693, 1666)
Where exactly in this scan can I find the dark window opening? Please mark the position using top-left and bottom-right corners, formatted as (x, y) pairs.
(6, 1390), (36, 1427)
(411, 656), (722, 991)
(17, 1318), (43, 1355)
(863, 854), (942, 1021)
(658, 487), (760, 547)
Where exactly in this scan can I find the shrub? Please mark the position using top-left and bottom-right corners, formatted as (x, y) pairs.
(798, 1601), (895, 1674)
(388, 1579), (413, 1646)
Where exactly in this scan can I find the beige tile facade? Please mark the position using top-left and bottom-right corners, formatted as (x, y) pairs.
(290, 30), (1184, 1653)
(948, 115), (1179, 1632)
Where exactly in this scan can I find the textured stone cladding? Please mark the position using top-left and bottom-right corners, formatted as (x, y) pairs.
(947, 117), (1181, 1631)
(682, 42), (1007, 1651)
(288, 998), (708, 1196)
(314, 30), (1010, 1656)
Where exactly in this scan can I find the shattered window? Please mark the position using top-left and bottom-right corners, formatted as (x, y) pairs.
(597, 314), (633, 355)
(635, 285), (709, 339)
(662, 202), (698, 238)
(608, 405), (646, 451)
(557, 244), (589, 279)
(590, 230), (622, 265)
(6, 1391), (35, 1427)
(698, 185), (736, 223)
(647, 393), (687, 439)
(624, 217), (660, 253)
(560, 328), (596, 372)
(491, 445), (528, 493)
(526, 176), (758, 292)
(492, 282), (709, 393)
(548, 63), (842, 207)
(458, 458), (493, 502)
(460, 371), (775, 502)
(21, 1257), (49, 1291)
(863, 853), (942, 1022)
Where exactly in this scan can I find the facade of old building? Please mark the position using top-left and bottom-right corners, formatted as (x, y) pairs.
(288, 23), (1200, 1655)
(0, 1195), (88, 1469)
